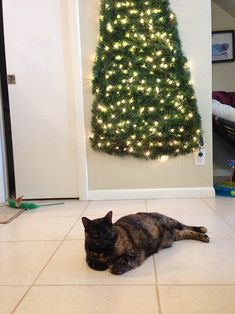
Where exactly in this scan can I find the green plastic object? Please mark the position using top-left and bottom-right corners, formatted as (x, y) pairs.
(214, 183), (235, 197)
(230, 190), (235, 197)
(7, 197), (64, 210)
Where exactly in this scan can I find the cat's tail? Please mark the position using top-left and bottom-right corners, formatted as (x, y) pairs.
(148, 212), (207, 234)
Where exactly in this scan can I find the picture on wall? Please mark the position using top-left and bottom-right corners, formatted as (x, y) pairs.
(212, 30), (235, 63)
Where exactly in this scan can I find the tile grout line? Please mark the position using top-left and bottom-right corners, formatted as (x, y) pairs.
(17, 283), (235, 286)
(11, 202), (91, 313)
(2, 282), (235, 288)
(155, 283), (235, 287)
(145, 198), (162, 313)
(153, 255), (162, 314)
(22, 283), (158, 287)
(202, 198), (217, 213)
(63, 202), (91, 242)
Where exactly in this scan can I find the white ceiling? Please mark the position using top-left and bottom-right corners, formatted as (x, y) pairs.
(213, 0), (235, 17)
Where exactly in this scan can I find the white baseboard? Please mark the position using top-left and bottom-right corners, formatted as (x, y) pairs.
(88, 187), (215, 200)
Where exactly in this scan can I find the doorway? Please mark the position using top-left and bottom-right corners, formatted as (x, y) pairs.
(212, 1), (235, 184)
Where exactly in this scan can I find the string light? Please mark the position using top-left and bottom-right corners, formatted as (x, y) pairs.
(90, 0), (203, 160)
(106, 23), (113, 32)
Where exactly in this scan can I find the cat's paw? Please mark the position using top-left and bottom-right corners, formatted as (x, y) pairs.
(109, 263), (128, 275)
(201, 234), (210, 243)
(87, 259), (108, 271)
(199, 226), (207, 233)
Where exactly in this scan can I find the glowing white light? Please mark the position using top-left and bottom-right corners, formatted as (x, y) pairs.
(107, 23), (113, 32)
(146, 56), (153, 62)
(121, 18), (128, 24)
(106, 85), (113, 91)
(159, 155), (169, 162)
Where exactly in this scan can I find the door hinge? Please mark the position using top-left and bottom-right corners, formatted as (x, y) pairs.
(7, 75), (16, 85)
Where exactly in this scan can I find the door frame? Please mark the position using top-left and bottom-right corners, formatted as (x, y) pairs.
(68, 0), (88, 201)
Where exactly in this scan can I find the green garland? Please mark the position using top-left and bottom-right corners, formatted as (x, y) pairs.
(90, 0), (203, 159)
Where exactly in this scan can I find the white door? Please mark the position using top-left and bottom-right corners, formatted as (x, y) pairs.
(2, 0), (79, 199)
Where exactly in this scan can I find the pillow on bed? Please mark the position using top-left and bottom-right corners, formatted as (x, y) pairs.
(212, 91), (233, 104)
(212, 91), (235, 108)
(212, 99), (235, 123)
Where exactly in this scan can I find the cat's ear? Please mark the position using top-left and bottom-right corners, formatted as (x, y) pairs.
(104, 211), (113, 225)
(81, 217), (91, 230)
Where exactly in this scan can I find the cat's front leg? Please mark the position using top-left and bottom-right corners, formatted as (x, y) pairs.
(86, 256), (108, 271)
(109, 253), (144, 275)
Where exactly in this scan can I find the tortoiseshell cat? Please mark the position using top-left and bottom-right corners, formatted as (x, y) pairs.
(82, 211), (209, 275)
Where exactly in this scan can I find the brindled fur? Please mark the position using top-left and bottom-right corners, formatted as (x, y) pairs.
(82, 211), (209, 275)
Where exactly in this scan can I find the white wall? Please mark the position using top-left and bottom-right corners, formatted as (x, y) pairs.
(212, 2), (235, 91)
(79, 0), (213, 195)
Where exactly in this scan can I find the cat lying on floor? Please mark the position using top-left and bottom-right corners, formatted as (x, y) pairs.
(82, 211), (209, 275)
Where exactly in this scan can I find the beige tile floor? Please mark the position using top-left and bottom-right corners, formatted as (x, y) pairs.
(0, 197), (235, 313)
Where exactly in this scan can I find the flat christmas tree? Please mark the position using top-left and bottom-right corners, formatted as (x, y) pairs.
(90, 0), (202, 159)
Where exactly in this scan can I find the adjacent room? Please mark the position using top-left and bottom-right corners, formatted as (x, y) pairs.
(212, 0), (235, 187)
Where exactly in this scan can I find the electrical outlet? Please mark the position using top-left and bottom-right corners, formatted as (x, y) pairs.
(194, 147), (206, 165)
